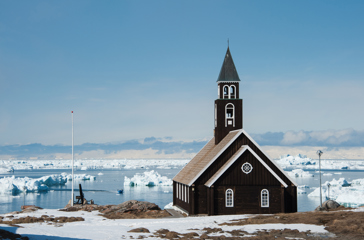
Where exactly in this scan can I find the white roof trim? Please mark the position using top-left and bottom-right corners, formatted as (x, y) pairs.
(240, 129), (298, 187)
(205, 145), (288, 188)
(217, 81), (240, 84)
(187, 129), (244, 186)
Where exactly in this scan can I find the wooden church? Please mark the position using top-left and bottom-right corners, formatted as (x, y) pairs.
(172, 47), (297, 215)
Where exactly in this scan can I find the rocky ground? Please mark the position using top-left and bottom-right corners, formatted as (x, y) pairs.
(124, 207), (364, 239)
(0, 201), (363, 239)
(62, 200), (171, 219)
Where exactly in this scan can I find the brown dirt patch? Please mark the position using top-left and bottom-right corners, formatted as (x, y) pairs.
(0, 215), (84, 225)
(60, 200), (171, 219)
(128, 227), (150, 233)
(219, 209), (364, 240)
(104, 209), (171, 219)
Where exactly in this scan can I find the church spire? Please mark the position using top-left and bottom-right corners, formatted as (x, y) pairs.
(217, 47), (240, 82)
(214, 47), (243, 145)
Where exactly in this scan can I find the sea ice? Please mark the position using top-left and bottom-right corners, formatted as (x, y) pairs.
(308, 177), (364, 207)
(124, 170), (172, 186)
(0, 173), (96, 195)
(0, 159), (189, 171)
(275, 154), (364, 170)
(287, 169), (314, 178)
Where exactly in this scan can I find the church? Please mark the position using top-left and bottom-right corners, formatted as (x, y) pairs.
(172, 47), (297, 215)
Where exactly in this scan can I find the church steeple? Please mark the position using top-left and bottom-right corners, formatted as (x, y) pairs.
(214, 47), (243, 145)
(217, 47), (240, 82)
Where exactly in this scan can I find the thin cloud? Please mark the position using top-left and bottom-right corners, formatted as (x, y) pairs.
(252, 129), (364, 147)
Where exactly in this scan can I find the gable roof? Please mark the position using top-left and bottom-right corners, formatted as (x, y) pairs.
(240, 129), (297, 187)
(217, 47), (240, 82)
(205, 145), (288, 188)
(173, 128), (297, 187)
(172, 130), (241, 186)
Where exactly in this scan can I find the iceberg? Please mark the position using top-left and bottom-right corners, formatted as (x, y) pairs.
(308, 177), (364, 207)
(124, 170), (172, 186)
(0, 173), (96, 195)
(297, 185), (309, 194)
(275, 154), (364, 170)
(287, 169), (314, 178)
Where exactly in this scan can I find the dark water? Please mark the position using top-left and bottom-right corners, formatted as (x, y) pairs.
(0, 168), (363, 214)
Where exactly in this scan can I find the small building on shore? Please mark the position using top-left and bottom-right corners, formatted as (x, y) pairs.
(172, 47), (297, 215)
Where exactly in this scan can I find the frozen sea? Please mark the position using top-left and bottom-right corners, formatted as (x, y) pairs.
(0, 158), (363, 214)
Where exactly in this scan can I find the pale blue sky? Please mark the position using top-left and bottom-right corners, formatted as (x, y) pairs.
(1, 0), (364, 146)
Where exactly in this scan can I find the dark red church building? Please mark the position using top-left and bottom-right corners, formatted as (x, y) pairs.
(173, 47), (297, 215)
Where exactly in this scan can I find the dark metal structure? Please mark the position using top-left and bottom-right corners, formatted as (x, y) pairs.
(173, 47), (297, 215)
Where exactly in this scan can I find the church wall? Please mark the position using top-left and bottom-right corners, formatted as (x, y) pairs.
(173, 181), (191, 214)
(213, 185), (282, 215)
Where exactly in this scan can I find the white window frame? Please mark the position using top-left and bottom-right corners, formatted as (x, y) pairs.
(261, 189), (269, 208)
(225, 188), (234, 207)
(225, 103), (235, 127)
(230, 85), (236, 99)
(223, 85), (229, 99)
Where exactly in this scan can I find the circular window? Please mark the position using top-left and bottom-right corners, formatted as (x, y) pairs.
(241, 162), (253, 174)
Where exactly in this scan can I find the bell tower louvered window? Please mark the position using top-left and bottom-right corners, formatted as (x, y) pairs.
(225, 103), (235, 127)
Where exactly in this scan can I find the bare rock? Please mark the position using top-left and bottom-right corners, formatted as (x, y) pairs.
(315, 200), (340, 211)
(128, 228), (150, 233)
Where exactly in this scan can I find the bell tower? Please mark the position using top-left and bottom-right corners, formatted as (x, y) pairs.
(214, 47), (243, 145)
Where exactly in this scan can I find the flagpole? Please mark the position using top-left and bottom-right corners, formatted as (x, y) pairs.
(71, 111), (74, 206)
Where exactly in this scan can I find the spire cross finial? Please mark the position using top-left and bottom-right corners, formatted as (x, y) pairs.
(228, 38), (229, 48)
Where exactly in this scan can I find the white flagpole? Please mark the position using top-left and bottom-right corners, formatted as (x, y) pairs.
(71, 111), (74, 206)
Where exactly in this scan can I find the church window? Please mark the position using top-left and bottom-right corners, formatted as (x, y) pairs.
(226, 189), (234, 207)
(261, 189), (269, 207)
(225, 103), (235, 127)
(223, 85), (229, 99)
(230, 85), (236, 98)
(241, 162), (253, 174)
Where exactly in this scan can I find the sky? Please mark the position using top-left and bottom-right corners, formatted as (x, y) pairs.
(1, 1), (364, 159)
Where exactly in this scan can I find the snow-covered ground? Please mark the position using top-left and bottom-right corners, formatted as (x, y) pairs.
(0, 208), (337, 240)
(124, 170), (172, 186)
(0, 159), (189, 170)
(0, 173), (95, 195)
